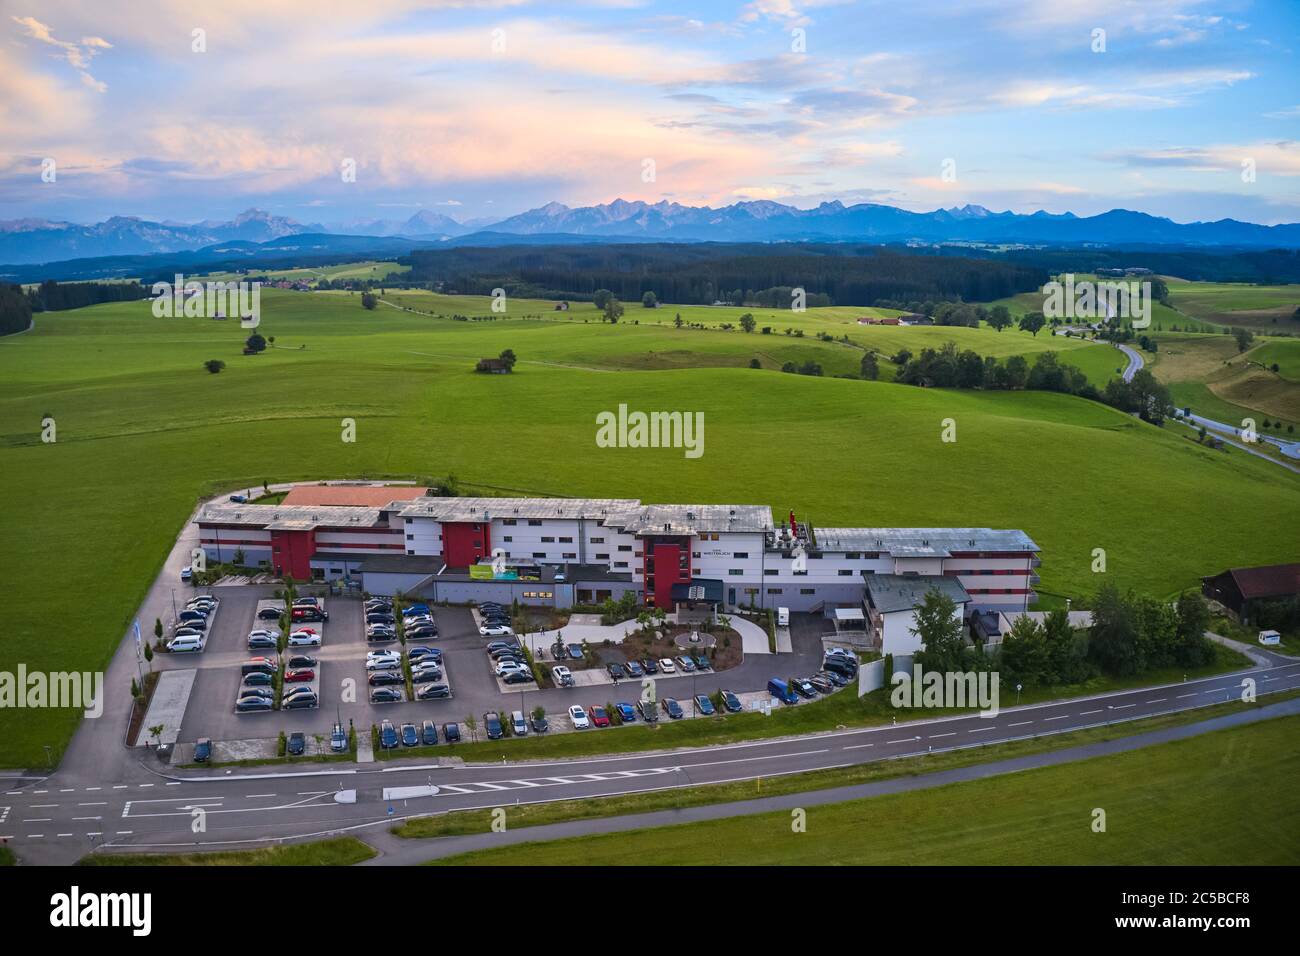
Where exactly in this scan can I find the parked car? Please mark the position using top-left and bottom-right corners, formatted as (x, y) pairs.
(229, 493), (248, 503)
(292, 607), (328, 622)
(720, 690), (742, 713)
(365, 656), (401, 671)
(530, 712), (549, 733)
(480, 623), (514, 637)
(292, 597), (320, 608)
(370, 687), (402, 704)
(178, 608), (209, 622)
(238, 687), (274, 700)
(568, 705), (590, 729)
(606, 662), (627, 681)
(416, 683), (451, 700)
(421, 720), (438, 746)
(369, 671), (404, 687)
(365, 613), (394, 625)
(287, 732), (306, 756)
(485, 640), (516, 652)
(624, 660), (644, 678)
(257, 606), (283, 621)
(443, 722), (462, 743)
(176, 616), (207, 631)
(241, 657), (277, 674)
(661, 697), (684, 719)
(503, 670), (535, 685)
(167, 635), (204, 653)
(484, 712), (504, 740)
(495, 660), (528, 677)
(403, 615), (435, 628)
(637, 699), (659, 722)
(675, 655), (696, 672)
(405, 625), (438, 639)
(693, 655), (711, 671)
(194, 737), (212, 762)
(694, 695), (715, 716)
(330, 723), (348, 752)
(287, 655), (317, 669)
(282, 693), (318, 710)
(247, 633), (277, 650)
(511, 711), (528, 736)
(284, 668), (314, 683)
(614, 702), (637, 722)
(242, 671), (273, 687)
(288, 630), (322, 647)
(407, 646), (441, 660)
(587, 705), (610, 728)
(818, 669), (849, 687)
(822, 656), (857, 678)
(379, 720), (399, 749)
(809, 675), (835, 695)
(236, 697), (273, 713)
(792, 677), (819, 699)
(658, 658), (677, 674)
(768, 678), (799, 704)
(180, 566), (193, 582)
(641, 658), (658, 674)
(400, 722), (419, 747)
(172, 627), (203, 640)
(567, 644), (584, 660)
(551, 665), (574, 687)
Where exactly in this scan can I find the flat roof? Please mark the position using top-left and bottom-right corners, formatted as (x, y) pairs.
(282, 484), (426, 507)
(196, 502), (387, 529)
(817, 527), (1039, 555)
(863, 573), (971, 614)
(398, 497), (774, 534)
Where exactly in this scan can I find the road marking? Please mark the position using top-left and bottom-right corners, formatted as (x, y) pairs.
(31, 804), (58, 809)
(138, 784), (154, 788)
(59, 789), (74, 793)
(1043, 715), (1068, 721)
(116, 830), (133, 835)
(113, 785), (128, 790)
(1008, 720), (1033, 727)
(77, 802), (107, 807)
(1203, 689), (1225, 695)
(1111, 703), (1136, 710)
(23, 818), (51, 823)
(166, 782), (181, 787)
(26, 834), (43, 838)
(85, 787), (101, 792)
(57, 832), (72, 837)
(928, 732), (955, 739)
(247, 794), (277, 799)
(72, 816), (101, 822)
(1147, 698), (1166, 704)
(844, 743), (873, 750)
(1080, 709), (1102, 715)
(967, 727), (997, 733)
(1176, 693), (1196, 699)
(886, 738), (919, 745)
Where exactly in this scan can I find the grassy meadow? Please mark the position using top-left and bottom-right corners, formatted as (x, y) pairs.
(1, 288), (1299, 767)
(429, 713), (1300, 866)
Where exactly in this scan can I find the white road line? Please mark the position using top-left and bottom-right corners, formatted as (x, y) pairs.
(1080, 709), (1102, 715)
(26, 834), (44, 838)
(85, 787), (101, 792)
(886, 738), (919, 745)
(968, 727), (997, 733)
(1008, 721), (1034, 727)
(59, 789), (74, 793)
(1111, 703), (1136, 710)
(72, 816), (101, 822)
(31, 804), (58, 809)
(1147, 698), (1166, 704)
(23, 818), (51, 823)
(844, 743), (874, 750)
(113, 785), (127, 790)
(77, 802), (107, 807)
(1044, 715), (1068, 721)
(116, 830), (133, 835)
(247, 794), (276, 799)
(1176, 693), (1196, 699)
(166, 782), (181, 787)
(928, 732), (956, 739)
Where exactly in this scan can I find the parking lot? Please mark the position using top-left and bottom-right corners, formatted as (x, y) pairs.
(166, 583), (838, 756)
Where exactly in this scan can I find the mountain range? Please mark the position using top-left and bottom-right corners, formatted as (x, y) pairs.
(3, 199), (1299, 266)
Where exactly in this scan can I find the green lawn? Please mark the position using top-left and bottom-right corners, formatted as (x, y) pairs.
(1165, 279), (1300, 332)
(394, 688), (1298, 840)
(78, 836), (375, 866)
(2, 290), (1298, 767)
(429, 714), (1300, 865)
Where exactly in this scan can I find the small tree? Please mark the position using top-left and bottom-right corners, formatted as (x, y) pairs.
(498, 348), (517, 371)
(739, 313), (756, 333)
(1233, 327), (1254, 353)
(641, 291), (657, 308)
(987, 305), (1012, 332)
(464, 714), (478, 742)
(203, 359), (226, 374)
(860, 351), (879, 380)
(148, 724), (165, 749)
(361, 292), (378, 310)
(154, 618), (163, 641)
(1018, 312), (1045, 337)
(143, 642), (154, 671)
(603, 297), (625, 323)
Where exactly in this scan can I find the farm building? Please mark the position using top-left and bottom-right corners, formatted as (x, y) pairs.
(1202, 563), (1300, 622)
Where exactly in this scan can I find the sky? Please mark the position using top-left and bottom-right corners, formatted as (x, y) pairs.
(1, 0), (1298, 227)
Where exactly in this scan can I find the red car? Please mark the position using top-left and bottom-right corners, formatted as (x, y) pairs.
(284, 668), (315, 683)
(587, 705), (610, 728)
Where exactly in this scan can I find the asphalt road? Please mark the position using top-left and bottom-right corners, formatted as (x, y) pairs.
(1114, 342), (1144, 383)
(6, 644), (1297, 864)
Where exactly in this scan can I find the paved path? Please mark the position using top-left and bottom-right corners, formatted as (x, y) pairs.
(1113, 342), (1144, 383)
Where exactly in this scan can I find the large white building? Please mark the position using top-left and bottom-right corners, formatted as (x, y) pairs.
(196, 491), (1040, 632)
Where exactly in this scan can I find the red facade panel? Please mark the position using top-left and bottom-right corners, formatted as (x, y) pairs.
(442, 521), (491, 568)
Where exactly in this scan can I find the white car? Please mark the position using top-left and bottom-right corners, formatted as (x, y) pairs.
(288, 631), (322, 646)
(658, 658), (677, 674)
(247, 629), (277, 641)
(366, 656), (402, 671)
(495, 661), (528, 677)
(479, 623), (514, 637)
(552, 665), (573, 686)
(568, 704), (590, 729)
(367, 650), (400, 662)
(404, 615), (435, 628)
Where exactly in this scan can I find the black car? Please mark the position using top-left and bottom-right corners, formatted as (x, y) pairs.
(530, 713), (549, 733)
(400, 722), (419, 747)
(443, 722), (462, 743)
(282, 693), (318, 710)
(637, 699), (659, 722)
(257, 606), (283, 620)
(484, 712), (504, 740)
(808, 675), (835, 694)
(416, 683), (451, 700)
(194, 737), (212, 762)
(366, 613), (396, 625)
(239, 686), (274, 700)
(368, 671), (404, 686)
(379, 719), (399, 749)
(408, 647), (441, 662)
(247, 634), (277, 649)
(287, 655), (318, 669)
(661, 697), (684, 719)
(287, 732), (306, 756)
(421, 720), (438, 745)
(823, 656), (858, 678)
(607, 662), (627, 681)
(720, 690), (743, 713)
(370, 687), (402, 703)
(641, 657), (658, 674)
(791, 677), (818, 699)
(502, 670), (535, 685)
(236, 697), (273, 713)
(242, 671), (273, 686)
(818, 669), (849, 687)
(405, 626), (438, 639)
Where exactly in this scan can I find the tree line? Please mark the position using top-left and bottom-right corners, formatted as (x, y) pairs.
(402, 243), (1047, 308)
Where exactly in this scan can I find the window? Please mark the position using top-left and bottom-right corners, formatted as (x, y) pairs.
(595, 553), (610, 560)
(503, 535), (512, 542)
(765, 569), (778, 575)
(532, 552), (545, 558)
(502, 518), (517, 526)
(559, 536), (573, 543)
(618, 545), (633, 552)
(692, 552), (701, 559)
(563, 553), (576, 559)
(728, 569), (743, 576)
(523, 590), (553, 599)
(793, 569), (808, 576)
(407, 549), (415, 555)
(838, 569), (854, 576)
(800, 587), (815, 595)
(528, 519), (542, 526)
(615, 561), (628, 569)
(541, 536), (555, 543)
(734, 552), (749, 559)
(406, 533), (414, 540)
(767, 587), (783, 594)
(590, 536), (605, 543)
(744, 587), (758, 595)
(845, 552), (860, 559)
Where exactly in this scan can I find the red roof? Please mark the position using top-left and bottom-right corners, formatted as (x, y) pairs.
(280, 485), (427, 507)
(1228, 563), (1300, 600)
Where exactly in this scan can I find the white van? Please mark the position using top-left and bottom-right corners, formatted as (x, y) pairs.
(167, 634), (204, 653)
(1257, 630), (1282, 647)
(777, 606), (790, 628)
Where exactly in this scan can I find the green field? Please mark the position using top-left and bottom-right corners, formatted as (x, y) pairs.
(429, 714), (1300, 866)
(2, 290), (1299, 767)
(198, 260), (411, 283)
(1166, 279), (1300, 332)
(1152, 332), (1300, 428)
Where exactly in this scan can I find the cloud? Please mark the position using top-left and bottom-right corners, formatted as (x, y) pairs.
(11, 15), (111, 91)
(1106, 141), (1300, 176)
